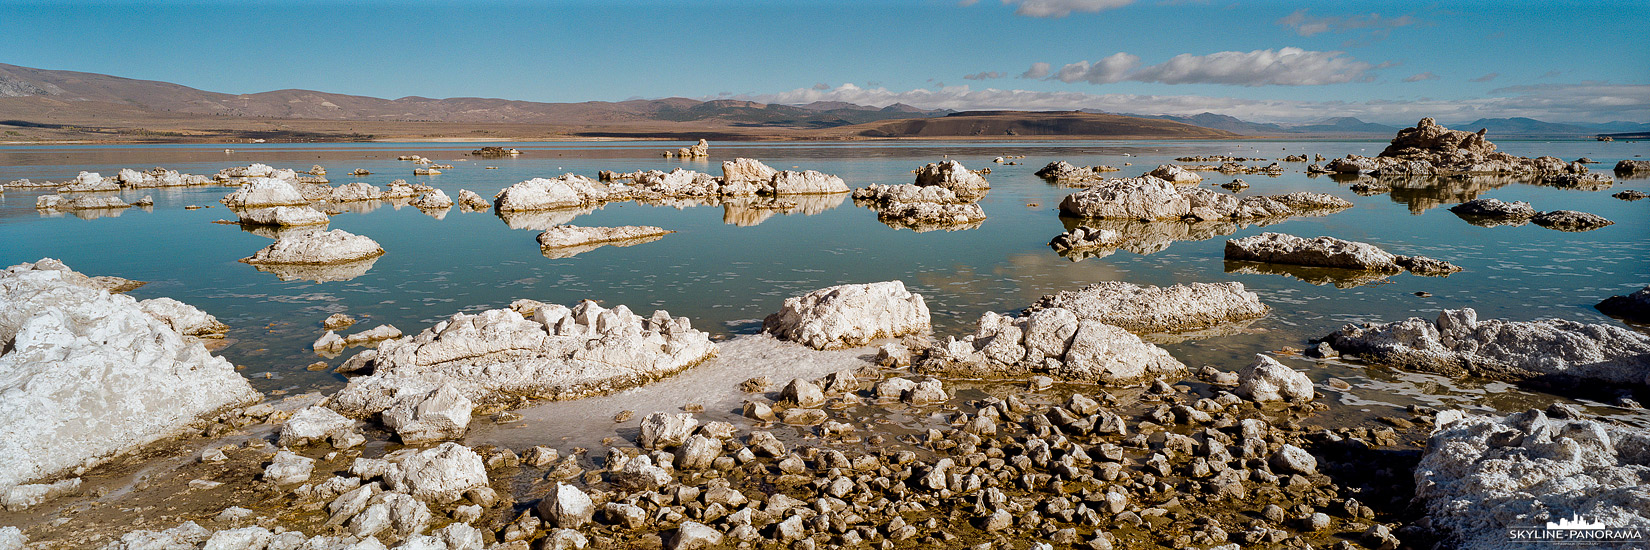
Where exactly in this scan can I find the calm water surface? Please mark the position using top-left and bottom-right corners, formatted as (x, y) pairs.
(2, 139), (1646, 435)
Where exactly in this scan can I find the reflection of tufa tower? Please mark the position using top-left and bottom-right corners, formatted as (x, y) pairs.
(1546, 513), (1606, 530)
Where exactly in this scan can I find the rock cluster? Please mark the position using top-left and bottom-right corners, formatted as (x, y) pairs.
(329, 300), (718, 417)
(667, 139), (710, 159)
(1226, 233), (1460, 276)
(1022, 281), (1269, 335)
(1448, 198), (1613, 231)
(494, 175), (634, 212)
(852, 183), (985, 231)
(237, 206), (331, 227)
(1530, 210), (1614, 231)
(1047, 226), (1124, 254)
(0, 260), (259, 494)
(1146, 164), (1203, 186)
(918, 307), (1186, 385)
(35, 194), (132, 211)
(222, 178), (312, 209)
(913, 160), (990, 196)
(1323, 308), (1650, 385)
(1059, 177), (1350, 222)
(1414, 408), (1650, 549)
(1034, 161), (1119, 185)
(762, 281), (932, 350)
(1320, 118), (1594, 176)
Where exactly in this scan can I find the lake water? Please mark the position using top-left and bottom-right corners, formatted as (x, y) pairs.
(2, 139), (1647, 438)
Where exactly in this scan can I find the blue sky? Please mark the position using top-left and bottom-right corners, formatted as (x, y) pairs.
(2, 0), (1646, 123)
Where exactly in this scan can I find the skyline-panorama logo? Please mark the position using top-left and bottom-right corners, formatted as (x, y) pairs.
(1507, 514), (1647, 545)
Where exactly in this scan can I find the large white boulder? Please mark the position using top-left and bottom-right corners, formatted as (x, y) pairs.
(1058, 176), (1189, 220)
(328, 300), (717, 417)
(237, 205), (331, 226)
(762, 281), (931, 349)
(765, 170), (848, 195)
(332, 182), (384, 202)
(1225, 232), (1400, 271)
(721, 158), (777, 185)
(1234, 355), (1314, 402)
(385, 442), (488, 504)
(494, 175), (632, 211)
(221, 177), (310, 208)
(242, 229), (385, 265)
(1022, 281), (1268, 334)
(918, 307), (1185, 385)
(1415, 409), (1650, 549)
(1324, 308), (1650, 385)
(0, 260), (259, 493)
(381, 386), (473, 444)
(1146, 164), (1203, 185)
(913, 160), (990, 195)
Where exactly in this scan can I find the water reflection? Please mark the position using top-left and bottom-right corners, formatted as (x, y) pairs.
(1224, 260), (1395, 288)
(248, 256), (381, 283)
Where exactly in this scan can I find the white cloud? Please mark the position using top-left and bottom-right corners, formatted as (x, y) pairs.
(963, 71), (1006, 80)
(1036, 48), (1376, 87)
(999, 0), (1134, 18)
(1020, 62), (1051, 79)
(1402, 72), (1440, 82)
(728, 81), (1650, 124)
(1276, 9), (1426, 37)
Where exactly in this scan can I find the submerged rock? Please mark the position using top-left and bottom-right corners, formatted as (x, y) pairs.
(762, 281), (931, 350)
(0, 260), (259, 493)
(1324, 308), (1650, 385)
(851, 183), (963, 205)
(1596, 285), (1650, 322)
(242, 229), (385, 265)
(1047, 226), (1124, 254)
(1415, 409), (1650, 549)
(329, 300), (717, 417)
(913, 160), (990, 195)
(918, 307), (1185, 385)
(1226, 232), (1400, 272)
(35, 194), (132, 211)
(237, 205), (330, 226)
(1531, 210), (1614, 231)
(1613, 159), (1650, 173)
(1022, 281), (1268, 334)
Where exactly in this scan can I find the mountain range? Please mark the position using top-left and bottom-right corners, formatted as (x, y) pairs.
(0, 62), (1638, 142)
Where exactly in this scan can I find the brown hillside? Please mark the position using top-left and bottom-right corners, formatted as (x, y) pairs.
(840, 111), (1240, 139)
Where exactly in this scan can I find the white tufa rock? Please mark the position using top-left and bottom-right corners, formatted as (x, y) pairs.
(918, 307), (1185, 385)
(242, 229), (385, 265)
(264, 450), (316, 485)
(1146, 164), (1203, 185)
(2, 477), (82, 511)
(494, 175), (632, 211)
(1235, 355), (1314, 402)
(221, 177), (311, 208)
(721, 158), (778, 185)
(1414, 409), (1650, 550)
(640, 412), (700, 450)
(763, 281), (931, 350)
(138, 297), (230, 338)
(1225, 232), (1400, 271)
(381, 386), (473, 444)
(279, 406), (360, 448)
(1325, 308), (1650, 385)
(765, 170), (849, 195)
(913, 160), (990, 195)
(237, 205), (331, 226)
(331, 182), (384, 202)
(410, 189), (454, 210)
(385, 442), (489, 504)
(536, 482), (594, 529)
(328, 300), (717, 418)
(0, 260), (259, 493)
(536, 225), (674, 251)
(1023, 281), (1268, 334)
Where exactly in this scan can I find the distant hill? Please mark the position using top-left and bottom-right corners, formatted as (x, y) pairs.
(1286, 117), (1400, 135)
(1453, 117), (1650, 137)
(1128, 112), (1292, 136)
(0, 63), (947, 129)
(841, 111), (1239, 139)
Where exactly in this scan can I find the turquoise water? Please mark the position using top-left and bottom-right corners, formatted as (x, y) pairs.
(2, 139), (1646, 406)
